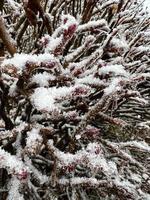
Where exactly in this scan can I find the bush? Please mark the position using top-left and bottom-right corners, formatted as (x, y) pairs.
(0, 0), (150, 199)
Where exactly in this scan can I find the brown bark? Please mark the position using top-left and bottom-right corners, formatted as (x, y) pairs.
(0, 16), (17, 56)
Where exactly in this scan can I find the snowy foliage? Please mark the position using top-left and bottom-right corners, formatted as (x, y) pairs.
(0, 0), (150, 200)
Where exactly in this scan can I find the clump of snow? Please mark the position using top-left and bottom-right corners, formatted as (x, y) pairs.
(26, 128), (43, 154)
(143, 0), (150, 12)
(59, 177), (100, 186)
(0, 147), (28, 176)
(43, 14), (78, 54)
(9, 80), (18, 96)
(7, 177), (24, 200)
(31, 85), (90, 112)
(76, 75), (104, 86)
(31, 86), (72, 112)
(99, 64), (129, 77)
(44, 36), (63, 53)
(77, 19), (109, 32)
(7, 0), (21, 10)
(48, 140), (114, 176)
(61, 14), (78, 31)
(111, 37), (128, 50)
(130, 173), (142, 183)
(2, 53), (57, 73)
(135, 46), (150, 52)
(31, 72), (55, 87)
(75, 134), (81, 140)
(104, 77), (123, 95)
(31, 87), (56, 112)
(52, 14), (78, 38)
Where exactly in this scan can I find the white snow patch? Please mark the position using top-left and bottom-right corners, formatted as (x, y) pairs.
(31, 72), (55, 87)
(26, 128), (43, 149)
(104, 78), (123, 95)
(2, 53), (56, 72)
(99, 64), (129, 77)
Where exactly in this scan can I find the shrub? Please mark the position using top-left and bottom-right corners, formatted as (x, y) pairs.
(0, 0), (150, 199)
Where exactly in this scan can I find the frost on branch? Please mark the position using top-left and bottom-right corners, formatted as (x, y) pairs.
(0, 0), (150, 200)
(0, 147), (28, 179)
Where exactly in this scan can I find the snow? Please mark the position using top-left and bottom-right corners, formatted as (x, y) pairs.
(135, 46), (150, 52)
(31, 85), (89, 112)
(104, 77), (123, 95)
(76, 75), (104, 86)
(99, 64), (129, 77)
(0, 147), (28, 176)
(133, 96), (148, 105)
(31, 87), (56, 112)
(7, 177), (24, 200)
(26, 128), (43, 153)
(144, 0), (150, 12)
(44, 36), (63, 53)
(119, 141), (150, 152)
(30, 86), (72, 112)
(61, 14), (78, 34)
(59, 177), (101, 186)
(52, 14), (78, 38)
(1, 1), (150, 199)
(111, 37), (128, 50)
(31, 72), (55, 87)
(2, 53), (57, 73)
(43, 14), (78, 54)
(130, 173), (142, 183)
(75, 134), (81, 140)
(6, 0), (21, 10)
(138, 121), (150, 129)
(77, 19), (109, 32)
(9, 80), (17, 96)
(48, 140), (116, 176)
(114, 179), (138, 198)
